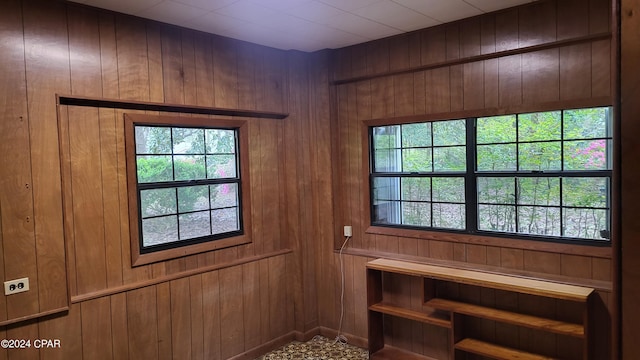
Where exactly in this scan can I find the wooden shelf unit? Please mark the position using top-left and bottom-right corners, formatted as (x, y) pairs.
(366, 258), (595, 360)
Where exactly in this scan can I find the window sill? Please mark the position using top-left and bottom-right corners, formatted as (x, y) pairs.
(132, 234), (251, 267)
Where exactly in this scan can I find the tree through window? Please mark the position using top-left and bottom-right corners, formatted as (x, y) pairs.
(369, 107), (612, 244)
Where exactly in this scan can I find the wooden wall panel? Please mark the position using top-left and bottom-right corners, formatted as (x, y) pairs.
(326, 0), (615, 356)
(0, 0), (301, 357)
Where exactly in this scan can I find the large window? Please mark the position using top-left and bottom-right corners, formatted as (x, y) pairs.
(125, 114), (251, 266)
(370, 107), (612, 245)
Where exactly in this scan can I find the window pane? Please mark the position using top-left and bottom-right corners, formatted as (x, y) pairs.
(564, 107), (608, 140)
(172, 128), (204, 154)
(177, 185), (209, 213)
(210, 183), (239, 208)
(135, 126), (171, 154)
(373, 201), (399, 224)
(402, 202), (431, 227)
(477, 144), (517, 171)
(212, 208), (239, 234)
(402, 148), (432, 172)
(434, 146), (466, 172)
(372, 125), (400, 149)
(206, 129), (235, 154)
(518, 178), (560, 206)
(477, 115), (516, 144)
(142, 215), (178, 247)
(140, 188), (176, 217)
(518, 142), (561, 171)
(433, 203), (465, 229)
(174, 155), (206, 181)
(518, 111), (561, 141)
(433, 120), (465, 146)
(207, 155), (237, 178)
(402, 123), (431, 147)
(137, 155), (173, 183)
(179, 211), (211, 240)
(564, 140), (609, 170)
(478, 205), (516, 232)
(478, 177), (515, 204)
(518, 206), (561, 236)
(563, 208), (608, 239)
(373, 177), (400, 202)
(401, 178), (430, 202)
(433, 177), (464, 203)
(563, 178), (608, 208)
(374, 149), (401, 173)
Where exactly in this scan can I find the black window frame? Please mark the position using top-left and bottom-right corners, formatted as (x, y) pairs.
(369, 107), (612, 247)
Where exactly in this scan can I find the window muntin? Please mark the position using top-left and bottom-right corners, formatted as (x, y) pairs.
(369, 107), (612, 244)
(134, 125), (242, 252)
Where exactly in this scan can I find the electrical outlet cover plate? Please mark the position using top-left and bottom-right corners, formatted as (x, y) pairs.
(4, 277), (29, 295)
(344, 225), (353, 237)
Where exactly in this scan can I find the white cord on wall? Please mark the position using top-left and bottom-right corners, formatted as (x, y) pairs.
(334, 235), (351, 346)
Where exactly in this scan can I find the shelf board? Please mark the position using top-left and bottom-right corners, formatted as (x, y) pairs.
(370, 345), (440, 360)
(426, 298), (584, 338)
(369, 302), (451, 328)
(367, 258), (594, 302)
(455, 338), (555, 360)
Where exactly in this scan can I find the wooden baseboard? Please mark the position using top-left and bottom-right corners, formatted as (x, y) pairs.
(317, 326), (369, 349)
(227, 332), (300, 360)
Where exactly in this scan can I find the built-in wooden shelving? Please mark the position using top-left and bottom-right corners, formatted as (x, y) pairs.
(366, 258), (595, 360)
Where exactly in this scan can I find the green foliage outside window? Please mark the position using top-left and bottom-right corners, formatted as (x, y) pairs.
(371, 107), (611, 243)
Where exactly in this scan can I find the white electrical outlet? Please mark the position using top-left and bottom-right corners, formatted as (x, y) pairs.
(343, 225), (353, 237)
(4, 277), (29, 296)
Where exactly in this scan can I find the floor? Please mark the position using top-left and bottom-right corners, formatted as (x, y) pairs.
(256, 336), (369, 360)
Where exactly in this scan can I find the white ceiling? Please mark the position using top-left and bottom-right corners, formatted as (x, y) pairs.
(69, 0), (536, 52)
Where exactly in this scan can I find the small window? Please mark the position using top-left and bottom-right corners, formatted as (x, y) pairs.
(369, 107), (612, 245)
(125, 114), (251, 266)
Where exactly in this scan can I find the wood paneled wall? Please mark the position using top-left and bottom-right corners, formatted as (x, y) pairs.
(0, 0), (630, 358)
(0, 0), (321, 358)
(320, 0), (616, 357)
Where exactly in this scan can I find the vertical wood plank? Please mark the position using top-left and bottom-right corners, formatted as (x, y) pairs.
(202, 271), (221, 360)
(522, 49), (559, 104)
(115, 16), (150, 101)
(219, 266), (244, 358)
(242, 262), (262, 350)
(170, 278), (191, 360)
(421, 27), (447, 65)
(111, 293), (129, 360)
(38, 304), (82, 360)
(81, 298), (113, 360)
(498, 54), (522, 107)
(523, 250), (561, 275)
(557, 0), (589, 40)
(560, 44), (592, 100)
(592, 40), (612, 97)
(269, 256), (288, 338)
(189, 276), (204, 360)
(161, 26), (185, 104)
(23, 0), (70, 314)
(212, 36), (239, 109)
(156, 282), (173, 360)
(464, 62), (485, 110)
(69, 106), (108, 295)
(518, 1), (557, 47)
(127, 286), (159, 359)
(146, 22), (165, 103)
(194, 33), (215, 107)
(0, 0), (35, 322)
(495, 8), (519, 52)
